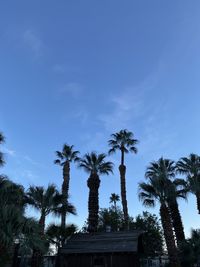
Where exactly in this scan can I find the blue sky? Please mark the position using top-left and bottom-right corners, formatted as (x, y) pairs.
(0, 1), (200, 236)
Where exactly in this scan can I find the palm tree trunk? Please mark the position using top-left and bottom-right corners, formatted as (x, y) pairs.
(169, 200), (185, 244)
(61, 162), (70, 230)
(39, 212), (46, 235)
(114, 201), (117, 212)
(196, 193), (200, 214)
(119, 163), (129, 229)
(31, 212), (45, 267)
(160, 203), (180, 267)
(87, 173), (100, 233)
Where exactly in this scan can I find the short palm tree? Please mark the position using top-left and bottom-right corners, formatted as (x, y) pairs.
(146, 158), (186, 244)
(139, 179), (181, 267)
(27, 184), (61, 267)
(108, 129), (138, 228)
(0, 132), (5, 167)
(27, 184), (60, 234)
(177, 154), (200, 214)
(54, 144), (79, 229)
(109, 193), (120, 211)
(0, 177), (44, 267)
(46, 223), (77, 251)
(79, 152), (113, 232)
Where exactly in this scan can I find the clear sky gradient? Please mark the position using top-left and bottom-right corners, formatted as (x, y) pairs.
(0, 1), (200, 236)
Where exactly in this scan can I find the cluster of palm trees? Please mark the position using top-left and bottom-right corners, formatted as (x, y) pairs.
(0, 129), (138, 266)
(0, 133), (77, 267)
(54, 129), (138, 233)
(1, 128), (200, 267)
(139, 155), (200, 267)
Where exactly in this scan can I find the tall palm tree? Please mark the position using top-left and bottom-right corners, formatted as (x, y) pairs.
(54, 144), (79, 229)
(108, 129), (138, 228)
(109, 193), (120, 211)
(177, 154), (200, 214)
(146, 158), (186, 244)
(0, 132), (5, 167)
(139, 179), (180, 267)
(79, 152), (113, 232)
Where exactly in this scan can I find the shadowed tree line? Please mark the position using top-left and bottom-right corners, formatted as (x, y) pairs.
(1, 129), (200, 267)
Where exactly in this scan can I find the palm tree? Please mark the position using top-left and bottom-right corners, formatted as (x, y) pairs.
(54, 144), (79, 230)
(109, 193), (120, 211)
(27, 184), (61, 267)
(146, 158), (186, 244)
(108, 129), (138, 228)
(46, 223), (77, 251)
(27, 184), (60, 234)
(0, 132), (5, 167)
(0, 177), (44, 267)
(177, 154), (200, 214)
(139, 179), (181, 267)
(79, 152), (113, 232)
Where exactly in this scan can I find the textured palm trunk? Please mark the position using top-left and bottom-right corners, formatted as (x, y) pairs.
(196, 193), (200, 214)
(169, 199), (185, 244)
(160, 203), (180, 267)
(87, 173), (100, 233)
(31, 212), (46, 267)
(61, 162), (70, 230)
(119, 165), (129, 229)
(114, 201), (117, 212)
(39, 212), (46, 235)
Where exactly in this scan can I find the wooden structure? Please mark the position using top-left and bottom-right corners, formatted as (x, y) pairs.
(57, 231), (143, 267)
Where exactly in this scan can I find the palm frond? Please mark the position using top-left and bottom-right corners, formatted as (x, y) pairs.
(79, 152), (113, 176)
(108, 129), (138, 156)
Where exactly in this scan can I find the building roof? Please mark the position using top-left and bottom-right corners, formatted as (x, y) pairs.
(60, 231), (143, 254)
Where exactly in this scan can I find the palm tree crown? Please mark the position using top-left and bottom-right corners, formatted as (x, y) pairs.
(110, 193), (120, 205)
(54, 144), (80, 165)
(27, 184), (60, 218)
(145, 157), (176, 181)
(176, 154), (200, 177)
(79, 152), (113, 175)
(177, 153), (200, 213)
(108, 129), (138, 162)
(139, 178), (168, 207)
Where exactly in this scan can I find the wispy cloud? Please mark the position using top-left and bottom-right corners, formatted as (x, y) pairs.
(60, 82), (83, 97)
(23, 30), (43, 58)
(3, 147), (41, 167)
(21, 169), (39, 183)
(98, 90), (146, 132)
(23, 155), (40, 166)
(98, 73), (158, 132)
(73, 109), (89, 125)
(3, 147), (16, 156)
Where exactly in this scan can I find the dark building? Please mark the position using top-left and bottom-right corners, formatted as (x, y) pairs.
(57, 231), (143, 267)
